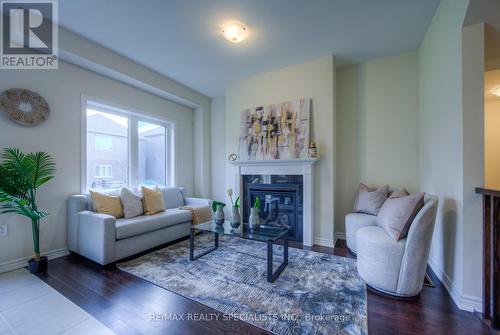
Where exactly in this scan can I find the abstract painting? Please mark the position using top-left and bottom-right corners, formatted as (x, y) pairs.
(239, 98), (310, 160)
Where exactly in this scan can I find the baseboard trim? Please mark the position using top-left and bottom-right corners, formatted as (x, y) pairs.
(0, 248), (69, 274)
(336, 232), (346, 240)
(313, 237), (335, 248)
(428, 256), (482, 313)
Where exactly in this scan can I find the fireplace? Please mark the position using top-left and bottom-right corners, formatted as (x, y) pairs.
(228, 158), (318, 247)
(243, 175), (303, 242)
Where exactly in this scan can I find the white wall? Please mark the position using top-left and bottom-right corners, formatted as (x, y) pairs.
(225, 56), (336, 246)
(58, 28), (212, 198)
(461, 22), (485, 310)
(210, 96), (226, 204)
(335, 51), (420, 234)
(485, 100), (500, 188)
(0, 61), (194, 270)
(419, 0), (477, 311)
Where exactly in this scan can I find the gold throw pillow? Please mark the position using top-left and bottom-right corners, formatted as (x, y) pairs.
(142, 186), (166, 215)
(89, 190), (124, 218)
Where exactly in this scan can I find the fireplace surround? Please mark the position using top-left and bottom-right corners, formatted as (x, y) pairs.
(229, 158), (319, 247)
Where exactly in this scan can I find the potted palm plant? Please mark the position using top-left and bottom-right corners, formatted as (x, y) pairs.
(0, 148), (56, 273)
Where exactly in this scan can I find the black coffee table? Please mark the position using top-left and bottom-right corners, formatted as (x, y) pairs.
(189, 221), (289, 283)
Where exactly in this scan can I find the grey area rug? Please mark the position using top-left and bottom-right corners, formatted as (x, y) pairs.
(117, 233), (368, 335)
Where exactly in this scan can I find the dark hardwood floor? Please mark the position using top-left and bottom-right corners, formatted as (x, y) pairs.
(37, 238), (487, 335)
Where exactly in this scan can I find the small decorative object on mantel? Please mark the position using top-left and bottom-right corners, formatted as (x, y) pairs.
(227, 188), (241, 228)
(308, 142), (318, 158)
(228, 153), (238, 162)
(0, 89), (50, 126)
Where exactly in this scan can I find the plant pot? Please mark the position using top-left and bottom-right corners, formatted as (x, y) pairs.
(28, 256), (47, 274)
(214, 204), (225, 225)
(249, 208), (260, 231)
(230, 206), (241, 228)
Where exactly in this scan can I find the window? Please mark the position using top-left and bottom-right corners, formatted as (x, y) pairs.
(83, 99), (174, 191)
(138, 120), (166, 186)
(95, 135), (113, 150)
(94, 165), (112, 178)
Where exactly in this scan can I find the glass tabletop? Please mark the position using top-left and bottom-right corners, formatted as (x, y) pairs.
(193, 221), (289, 242)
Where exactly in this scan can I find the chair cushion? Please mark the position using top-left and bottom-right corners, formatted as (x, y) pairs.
(353, 183), (389, 215)
(161, 187), (186, 209)
(345, 213), (377, 253)
(377, 190), (425, 241)
(115, 209), (192, 239)
(356, 226), (406, 293)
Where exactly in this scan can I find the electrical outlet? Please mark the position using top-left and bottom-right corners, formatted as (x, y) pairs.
(0, 223), (7, 237)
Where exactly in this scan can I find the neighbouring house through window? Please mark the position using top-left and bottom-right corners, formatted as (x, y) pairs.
(83, 99), (174, 191)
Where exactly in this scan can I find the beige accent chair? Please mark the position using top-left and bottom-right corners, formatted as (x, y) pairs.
(346, 195), (438, 297)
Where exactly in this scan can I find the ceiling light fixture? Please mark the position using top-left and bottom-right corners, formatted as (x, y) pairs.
(221, 21), (248, 43)
(492, 86), (500, 97)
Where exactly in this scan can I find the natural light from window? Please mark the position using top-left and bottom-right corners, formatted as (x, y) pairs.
(84, 101), (173, 192)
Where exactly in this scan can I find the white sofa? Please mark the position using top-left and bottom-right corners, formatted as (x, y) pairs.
(67, 187), (210, 265)
(346, 194), (438, 297)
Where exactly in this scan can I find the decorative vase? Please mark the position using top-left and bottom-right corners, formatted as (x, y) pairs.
(249, 207), (260, 231)
(28, 256), (47, 274)
(230, 206), (241, 228)
(214, 204), (225, 225)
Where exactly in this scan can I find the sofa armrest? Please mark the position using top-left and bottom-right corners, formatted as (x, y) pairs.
(185, 197), (211, 207)
(76, 211), (116, 265)
(68, 195), (89, 251)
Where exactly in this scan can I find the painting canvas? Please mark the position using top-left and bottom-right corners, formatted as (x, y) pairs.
(239, 98), (310, 161)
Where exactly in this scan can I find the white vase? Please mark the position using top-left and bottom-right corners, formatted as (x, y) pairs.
(214, 204), (225, 225)
(230, 206), (241, 228)
(249, 207), (260, 231)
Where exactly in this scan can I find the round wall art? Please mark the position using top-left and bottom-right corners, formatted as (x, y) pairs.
(0, 89), (50, 126)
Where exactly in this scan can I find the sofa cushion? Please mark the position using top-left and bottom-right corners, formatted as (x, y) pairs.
(345, 213), (377, 253)
(142, 186), (166, 215)
(161, 187), (186, 209)
(89, 190), (124, 218)
(120, 187), (144, 219)
(115, 209), (192, 239)
(353, 183), (389, 215)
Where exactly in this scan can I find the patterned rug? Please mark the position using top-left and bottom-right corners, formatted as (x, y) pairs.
(117, 233), (368, 335)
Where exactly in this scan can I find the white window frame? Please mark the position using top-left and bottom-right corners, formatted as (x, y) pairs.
(81, 95), (177, 192)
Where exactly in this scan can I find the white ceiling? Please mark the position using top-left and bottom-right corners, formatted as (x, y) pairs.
(58, 0), (440, 97)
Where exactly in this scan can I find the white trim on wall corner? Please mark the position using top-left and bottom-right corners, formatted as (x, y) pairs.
(314, 237), (335, 248)
(0, 248), (69, 274)
(427, 256), (483, 313)
(336, 232), (346, 240)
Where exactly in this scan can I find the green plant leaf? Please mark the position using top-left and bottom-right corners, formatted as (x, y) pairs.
(254, 196), (260, 210)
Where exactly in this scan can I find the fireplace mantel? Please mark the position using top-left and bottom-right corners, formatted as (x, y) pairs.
(228, 158), (319, 247)
(230, 158), (319, 166)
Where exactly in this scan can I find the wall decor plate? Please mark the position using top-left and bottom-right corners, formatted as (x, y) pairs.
(0, 89), (50, 126)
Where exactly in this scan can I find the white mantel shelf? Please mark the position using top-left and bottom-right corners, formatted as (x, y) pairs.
(230, 158), (319, 166)
(228, 157), (319, 248)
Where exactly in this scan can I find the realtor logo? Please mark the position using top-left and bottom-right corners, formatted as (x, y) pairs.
(1, 0), (58, 69)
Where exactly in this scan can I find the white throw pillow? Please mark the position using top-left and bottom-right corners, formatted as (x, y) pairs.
(120, 188), (144, 219)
